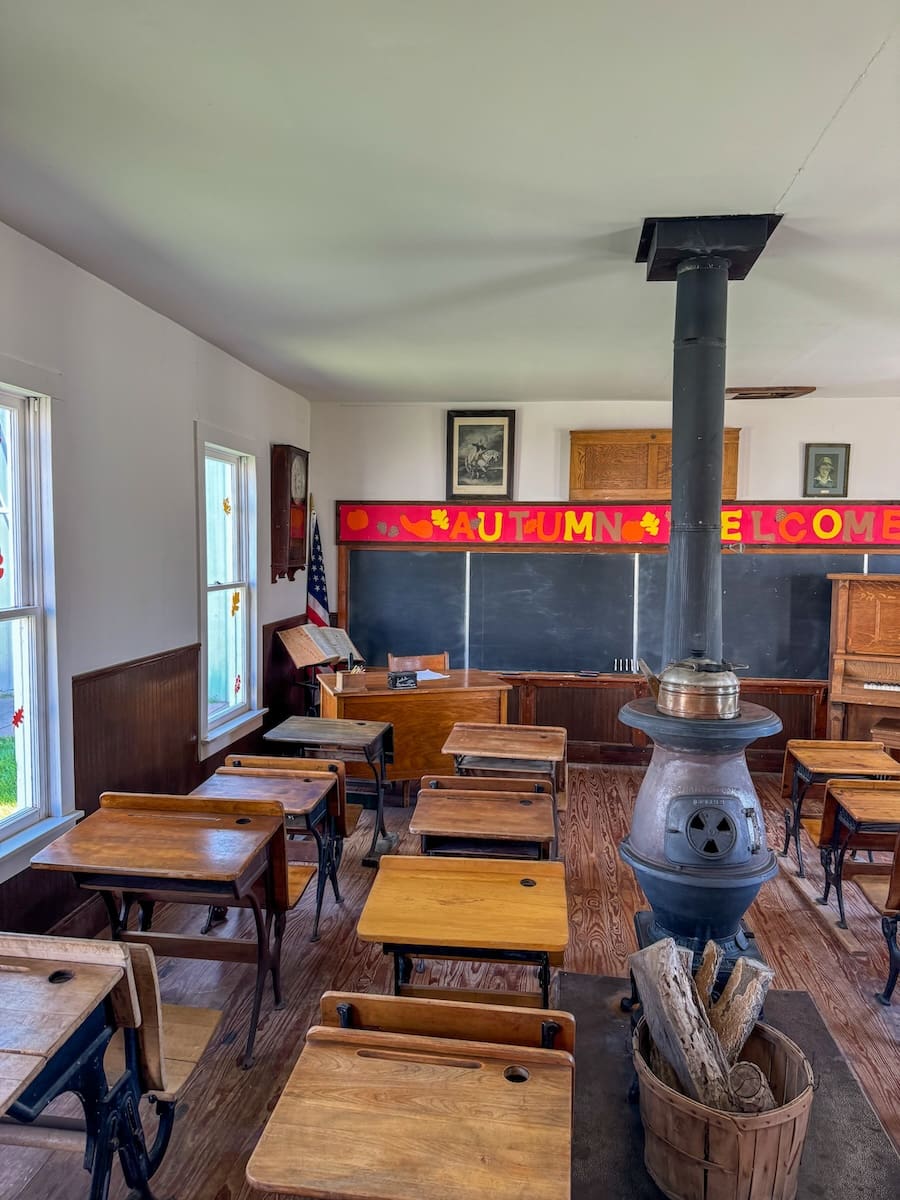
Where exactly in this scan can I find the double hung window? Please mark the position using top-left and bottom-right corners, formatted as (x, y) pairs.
(0, 388), (52, 848)
(198, 429), (259, 751)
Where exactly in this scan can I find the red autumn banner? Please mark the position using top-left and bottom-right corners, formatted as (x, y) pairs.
(337, 502), (900, 548)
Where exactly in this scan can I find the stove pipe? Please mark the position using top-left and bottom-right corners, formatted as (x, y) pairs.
(619, 215), (783, 964)
(662, 256), (728, 668)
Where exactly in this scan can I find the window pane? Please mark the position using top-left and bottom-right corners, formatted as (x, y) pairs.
(207, 586), (247, 723)
(0, 407), (18, 611)
(205, 455), (238, 587)
(0, 616), (37, 826)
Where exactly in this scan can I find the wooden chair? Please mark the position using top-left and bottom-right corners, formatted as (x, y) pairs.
(103, 943), (222, 1103)
(854, 836), (900, 1006)
(0, 935), (220, 1194)
(386, 650), (450, 672)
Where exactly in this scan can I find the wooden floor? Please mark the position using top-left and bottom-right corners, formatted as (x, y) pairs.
(3, 766), (899, 1199)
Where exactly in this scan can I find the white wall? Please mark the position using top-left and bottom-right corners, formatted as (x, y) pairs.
(310, 394), (900, 599)
(0, 220), (310, 813)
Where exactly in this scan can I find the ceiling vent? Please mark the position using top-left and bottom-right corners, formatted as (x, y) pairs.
(725, 386), (816, 400)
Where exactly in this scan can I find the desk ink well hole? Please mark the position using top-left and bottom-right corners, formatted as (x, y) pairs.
(504, 1066), (530, 1083)
(520, 878), (536, 887)
(235, 817), (251, 825)
(519, 799), (533, 806)
(48, 970), (74, 984)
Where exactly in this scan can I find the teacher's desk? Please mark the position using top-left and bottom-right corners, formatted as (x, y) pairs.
(317, 668), (510, 787)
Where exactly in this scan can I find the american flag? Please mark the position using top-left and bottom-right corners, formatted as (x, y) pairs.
(306, 510), (331, 627)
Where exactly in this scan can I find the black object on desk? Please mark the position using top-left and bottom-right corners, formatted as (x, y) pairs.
(387, 670), (417, 690)
(264, 716), (396, 866)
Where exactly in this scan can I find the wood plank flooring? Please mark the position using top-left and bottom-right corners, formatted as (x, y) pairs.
(3, 766), (898, 1199)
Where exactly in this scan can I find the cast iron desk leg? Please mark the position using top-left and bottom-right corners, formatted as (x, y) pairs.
(7, 1005), (163, 1200)
(780, 764), (810, 876)
(818, 810), (854, 929)
(876, 915), (899, 1006)
(362, 744), (397, 867)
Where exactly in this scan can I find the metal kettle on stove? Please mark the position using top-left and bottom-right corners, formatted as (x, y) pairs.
(639, 653), (742, 720)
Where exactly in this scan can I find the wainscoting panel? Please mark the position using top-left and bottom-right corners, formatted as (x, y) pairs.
(0, 643), (202, 935)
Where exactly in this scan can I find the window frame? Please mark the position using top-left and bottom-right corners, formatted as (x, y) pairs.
(0, 384), (68, 883)
(195, 422), (264, 758)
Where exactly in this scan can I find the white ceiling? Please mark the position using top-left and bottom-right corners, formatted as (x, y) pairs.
(0, 1), (898, 402)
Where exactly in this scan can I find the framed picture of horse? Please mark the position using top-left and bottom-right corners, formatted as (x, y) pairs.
(445, 409), (516, 502)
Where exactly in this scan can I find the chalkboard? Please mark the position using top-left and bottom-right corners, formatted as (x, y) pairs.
(637, 553), (866, 678)
(867, 555), (900, 574)
(347, 550), (467, 667)
(468, 552), (634, 672)
(348, 548), (880, 679)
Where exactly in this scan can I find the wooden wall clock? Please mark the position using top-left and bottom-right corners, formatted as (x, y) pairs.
(271, 444), (308, 582)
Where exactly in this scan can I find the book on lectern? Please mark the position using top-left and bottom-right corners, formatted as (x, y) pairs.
(277, 624), (364, 669)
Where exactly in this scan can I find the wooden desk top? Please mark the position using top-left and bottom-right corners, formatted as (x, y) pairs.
(192, 771), (335, 818)
(264, 715), (392, 750)
(357, 856), (568, 953)
(442, 722), (567, 762)
(318, 669), (511, 700)
(826, 784), (900, 825)
(410, 793), (556, 841)
(787, 741), (900, 777)
(0, 956), (124, 1113)
(245, 1026), (572, 1200)
(31, 808), (281, 882)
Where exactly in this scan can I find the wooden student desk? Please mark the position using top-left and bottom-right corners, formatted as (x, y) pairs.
(31, 797), (287, 1067)
(818, 780), (900, 930)
(263, 715), (394, 866)
(0, 935), (169, 1198)
(443, 721), (567, 804)
(246, 991), (575, 1200)
(317, 669), (510, 786)
(410, 789), (558, 859)
(192, 769), (337, 940)
(357, 855), (569, 1007)
(779, 739), (900, 876)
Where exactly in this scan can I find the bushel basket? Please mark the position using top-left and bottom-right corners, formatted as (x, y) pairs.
(633, 1018), (814, 1200)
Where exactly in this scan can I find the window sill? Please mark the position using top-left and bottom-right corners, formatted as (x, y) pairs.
(200, 708), (268, 761)
(0, 812), (81, 886)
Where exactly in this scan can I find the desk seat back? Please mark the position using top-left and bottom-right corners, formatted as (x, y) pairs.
(421, 774), (552, 794)
(319, 990), (574, 1053)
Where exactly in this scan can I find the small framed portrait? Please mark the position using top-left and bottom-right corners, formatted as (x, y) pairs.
(446, 410), (516, 502)
(802, 443), (850, 498)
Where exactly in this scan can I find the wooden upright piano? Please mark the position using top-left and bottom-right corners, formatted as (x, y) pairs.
(827, 574), (900, 740)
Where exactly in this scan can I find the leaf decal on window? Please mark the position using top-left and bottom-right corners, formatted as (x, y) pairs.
(231, 591), (241, 617)
(12, 706), (24, 728)
(223, 497), (232, 515)
(234, 674), (241, 695)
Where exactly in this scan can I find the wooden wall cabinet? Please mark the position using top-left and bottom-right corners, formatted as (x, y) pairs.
(569, 428), (740, 501)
